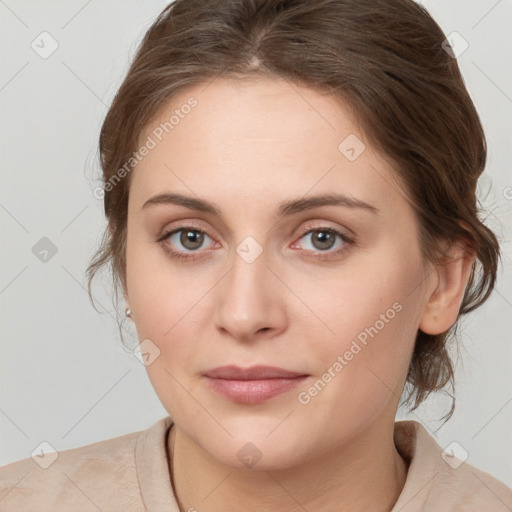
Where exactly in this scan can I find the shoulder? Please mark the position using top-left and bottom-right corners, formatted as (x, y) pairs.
(392, 420), (512, 511)
(0, 416), (172, 512)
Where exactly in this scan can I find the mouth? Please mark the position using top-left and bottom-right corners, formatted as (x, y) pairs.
(203, 365), (310, 404)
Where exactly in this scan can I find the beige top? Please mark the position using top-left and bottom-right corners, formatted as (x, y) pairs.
(1, 417), (511, 511)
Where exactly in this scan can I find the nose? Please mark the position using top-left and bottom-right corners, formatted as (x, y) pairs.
(213, 246), (288, 343)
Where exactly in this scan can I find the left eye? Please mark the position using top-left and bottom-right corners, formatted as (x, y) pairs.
(296, 228), (349, 253)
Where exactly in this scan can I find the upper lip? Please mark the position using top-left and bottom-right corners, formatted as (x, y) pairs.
(204, 365), (307, 380)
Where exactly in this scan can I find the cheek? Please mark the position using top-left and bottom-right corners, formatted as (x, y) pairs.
(292, 275), (421, 447)
(307, 289), (415, 398)
(302, 247), (424, 396)
(125, 234), (216, 387)
(125, 231), (195, 335)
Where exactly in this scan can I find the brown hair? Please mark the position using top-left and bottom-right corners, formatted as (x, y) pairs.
(87, 0), (500, 420)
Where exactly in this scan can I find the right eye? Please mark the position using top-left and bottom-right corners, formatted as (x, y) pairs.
(157, 226), (217, 261)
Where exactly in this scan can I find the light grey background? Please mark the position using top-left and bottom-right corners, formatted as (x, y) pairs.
(1, 0), (511, 487)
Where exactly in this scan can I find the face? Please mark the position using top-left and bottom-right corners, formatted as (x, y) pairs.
(124, 76), (433, 470)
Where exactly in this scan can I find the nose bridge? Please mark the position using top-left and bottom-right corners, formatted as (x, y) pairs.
(226, 238), (272, 316)
(213, 235), (286, 340)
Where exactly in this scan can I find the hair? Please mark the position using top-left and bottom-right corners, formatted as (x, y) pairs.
(86, 0), (500, 421)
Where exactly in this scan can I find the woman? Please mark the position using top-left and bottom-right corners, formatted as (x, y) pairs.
(1, 0), (511, 510)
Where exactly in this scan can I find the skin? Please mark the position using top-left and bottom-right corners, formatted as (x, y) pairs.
(123, 76), (474, 512)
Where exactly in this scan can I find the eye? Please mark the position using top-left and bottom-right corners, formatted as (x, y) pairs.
(157, 226), (216, 261)
(292, 226), (354, 259)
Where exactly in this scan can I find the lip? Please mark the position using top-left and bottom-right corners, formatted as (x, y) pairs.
(203, 365), (309, 404)
(203, 365), (307, 380)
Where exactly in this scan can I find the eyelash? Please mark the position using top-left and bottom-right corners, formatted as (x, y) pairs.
(156, 224), (355, 262)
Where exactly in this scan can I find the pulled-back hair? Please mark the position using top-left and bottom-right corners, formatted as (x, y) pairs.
(87, 0), (500, 420)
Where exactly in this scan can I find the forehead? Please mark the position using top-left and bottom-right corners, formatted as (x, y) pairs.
(138, 76), (359, 160)
(130, 77), (406, 218)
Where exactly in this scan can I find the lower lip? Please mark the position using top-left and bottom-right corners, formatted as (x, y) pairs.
(204, 376), (308, 404)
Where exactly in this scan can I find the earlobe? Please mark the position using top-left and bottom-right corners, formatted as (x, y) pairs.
(419, 242), (475, 335)
(123, 290), (132, 319)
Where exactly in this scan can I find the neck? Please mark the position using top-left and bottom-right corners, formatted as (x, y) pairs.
(167, 419), (408, 512)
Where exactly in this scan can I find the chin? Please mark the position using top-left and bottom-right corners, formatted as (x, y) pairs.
(192, 425), (312, 472)
(214, 442), (307, 472)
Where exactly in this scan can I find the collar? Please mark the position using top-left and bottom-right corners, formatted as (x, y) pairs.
(134, 416), (441, 511)
(135, 415), (178, 511)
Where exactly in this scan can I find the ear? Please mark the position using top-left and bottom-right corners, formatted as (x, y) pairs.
(419, 240), (475, 335)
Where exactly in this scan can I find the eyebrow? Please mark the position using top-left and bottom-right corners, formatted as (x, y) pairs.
(141, 192), (379, 217)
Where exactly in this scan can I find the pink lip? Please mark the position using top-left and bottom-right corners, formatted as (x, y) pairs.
(203, 365), (309, 404)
